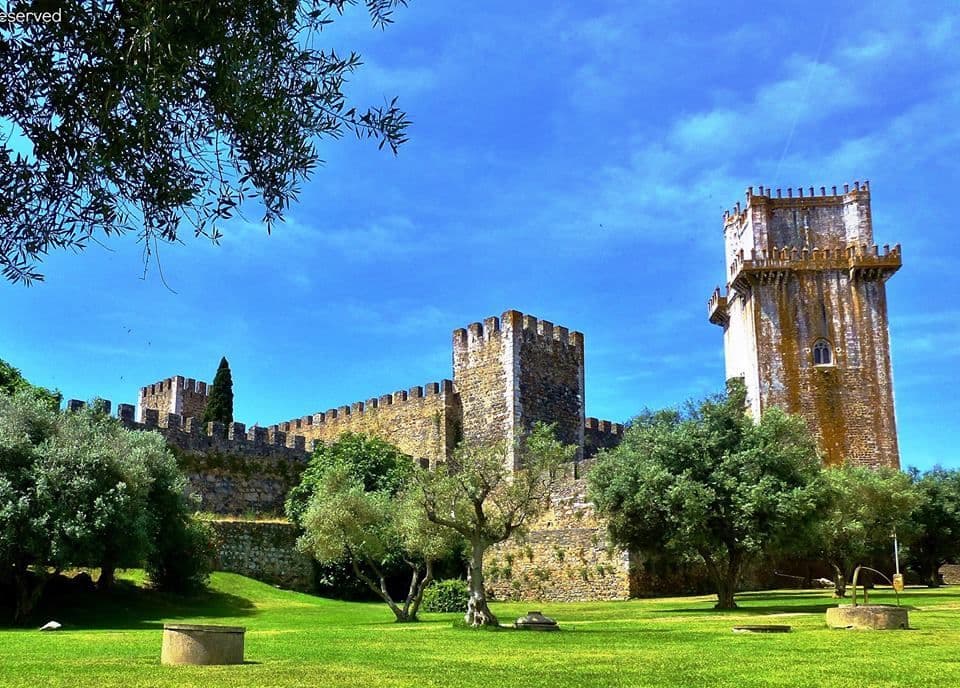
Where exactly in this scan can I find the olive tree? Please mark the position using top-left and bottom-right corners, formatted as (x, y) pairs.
(588, 380), (827, 609)
(1, 0), (411, 284)
(413, 423), (575, 627)
(813, 464), (917, 597)
(0, 390), (211, 622)
(906, 467), (960, 587)
(296, 465), (456, 622)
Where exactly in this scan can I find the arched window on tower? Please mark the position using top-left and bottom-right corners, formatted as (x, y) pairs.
(813, 339), (833, 367)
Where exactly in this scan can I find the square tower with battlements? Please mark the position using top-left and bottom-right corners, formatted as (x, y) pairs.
(453, 310), (586, 469)
(138, 375), (209, 422)
(708, 182), (901, 468)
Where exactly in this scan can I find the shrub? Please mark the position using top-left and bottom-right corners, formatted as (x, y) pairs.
(421, 579), (469, 613)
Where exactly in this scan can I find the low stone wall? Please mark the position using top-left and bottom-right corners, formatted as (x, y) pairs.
(209, 520), (312, 592)
(940, 564), (960, 584)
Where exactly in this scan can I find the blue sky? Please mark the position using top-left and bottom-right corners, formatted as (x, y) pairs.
(2, 1), (957, 470)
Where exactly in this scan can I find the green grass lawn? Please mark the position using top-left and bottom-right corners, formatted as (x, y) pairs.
(1, 573), (958, 688)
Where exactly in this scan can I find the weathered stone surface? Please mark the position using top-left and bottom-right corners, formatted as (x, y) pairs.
(514, 611), (559, 631)
(161, 624), (245, 665)
(709, 183), (901, 469)
(826, 604), (909, 630)
(486, 461), (636, 602)
(209, 520), (312, 592)
(940, 564), (960, 584)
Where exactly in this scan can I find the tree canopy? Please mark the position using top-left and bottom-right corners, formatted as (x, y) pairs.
(1, 0), (411, 284)
(812, 464), (917, 597)
(414, 423), (575, 627)
(289, 432), (454, 622)
(908, 467), (960, 587)
(0, 389), (212, 623)
(588, 380), (827, 609)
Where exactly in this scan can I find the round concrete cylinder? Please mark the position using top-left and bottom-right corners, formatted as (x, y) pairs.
(825, 605), (909, 630)
(161, 624), (246, 665)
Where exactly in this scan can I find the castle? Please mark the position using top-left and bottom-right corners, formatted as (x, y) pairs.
(70, 181), (901, 599)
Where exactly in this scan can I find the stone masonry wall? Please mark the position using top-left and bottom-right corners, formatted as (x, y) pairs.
(454, 310), (587, 470)
(209, 520), (312, 592)
(516, 313), (585, 458)
(453, 315), (511, 450)
(485, 461), (635, 602)
(66, 399), (311, 515)
(271, 381), (460, 469)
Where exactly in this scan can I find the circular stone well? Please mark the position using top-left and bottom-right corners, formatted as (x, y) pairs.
(161, 624), (246, 665)
(825, 605), (908, 630)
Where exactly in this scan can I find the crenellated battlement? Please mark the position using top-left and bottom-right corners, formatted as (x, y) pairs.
(728, 243), (901, 291)
(65, 398), (311, 459)
(723, 180), (871, 224)
(708, 287), (729, 327)
(138, 374), (209, 421)
(453, 310), (584, 352)
(139, 375), (208, 398)
(271, 379), (456, 434)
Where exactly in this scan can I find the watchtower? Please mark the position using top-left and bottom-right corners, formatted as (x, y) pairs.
(138, 375), (209, 422)
(708, 182), (901, 468)
(453, 310), (586, 469)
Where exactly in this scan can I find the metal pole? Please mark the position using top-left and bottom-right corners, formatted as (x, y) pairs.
(893, 530), (900, 575)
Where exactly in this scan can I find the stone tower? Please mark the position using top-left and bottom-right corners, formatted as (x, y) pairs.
(138, 375), (209, 423)
(708, 182), (901, 468)
(453, 310), (586, 469)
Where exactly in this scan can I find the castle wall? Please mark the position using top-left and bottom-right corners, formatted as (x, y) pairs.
(209, 519), (312, 592)
(752, 269), (899, 467)
(272, 380), (460, 469)
(485, 461), (635, 602)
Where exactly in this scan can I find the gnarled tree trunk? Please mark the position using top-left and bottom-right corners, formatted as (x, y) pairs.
(831, 563), (847, 598)
(465, 540), (498, 627)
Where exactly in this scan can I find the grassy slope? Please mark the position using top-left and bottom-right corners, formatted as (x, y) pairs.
(1, 573), (958, 688)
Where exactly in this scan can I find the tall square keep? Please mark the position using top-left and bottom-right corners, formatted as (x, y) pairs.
(708, 182), (901, 468)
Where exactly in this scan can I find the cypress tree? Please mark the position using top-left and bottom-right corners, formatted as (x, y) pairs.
(202, 357), (234, 424)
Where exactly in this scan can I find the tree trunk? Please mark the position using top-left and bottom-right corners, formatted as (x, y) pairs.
(349, 556), (411, 622)
(464, 540), (498, 627)
(98, 563), (116, 591)
(714, 578), (737, 610)
(11, 565), (46, 625)
(928, 561), (942, 588)
(831, 563), (847, 598)
(406, 559), (434, 621)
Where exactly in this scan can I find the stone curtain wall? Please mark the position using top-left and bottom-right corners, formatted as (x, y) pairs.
(485, 461), (636, 602)
(180, 454), (304, 515)
(66, 399), (311, 515)
(209, 520), (312, 592)
(583, 418), (624, 459)
(271, 381), (461, 469)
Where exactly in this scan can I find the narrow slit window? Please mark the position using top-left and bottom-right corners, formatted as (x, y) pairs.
(813, 339), (833, 366)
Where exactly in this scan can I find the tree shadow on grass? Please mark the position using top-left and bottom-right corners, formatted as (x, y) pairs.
(656, 590), (841, 616)
(6, 578), (257, 630)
